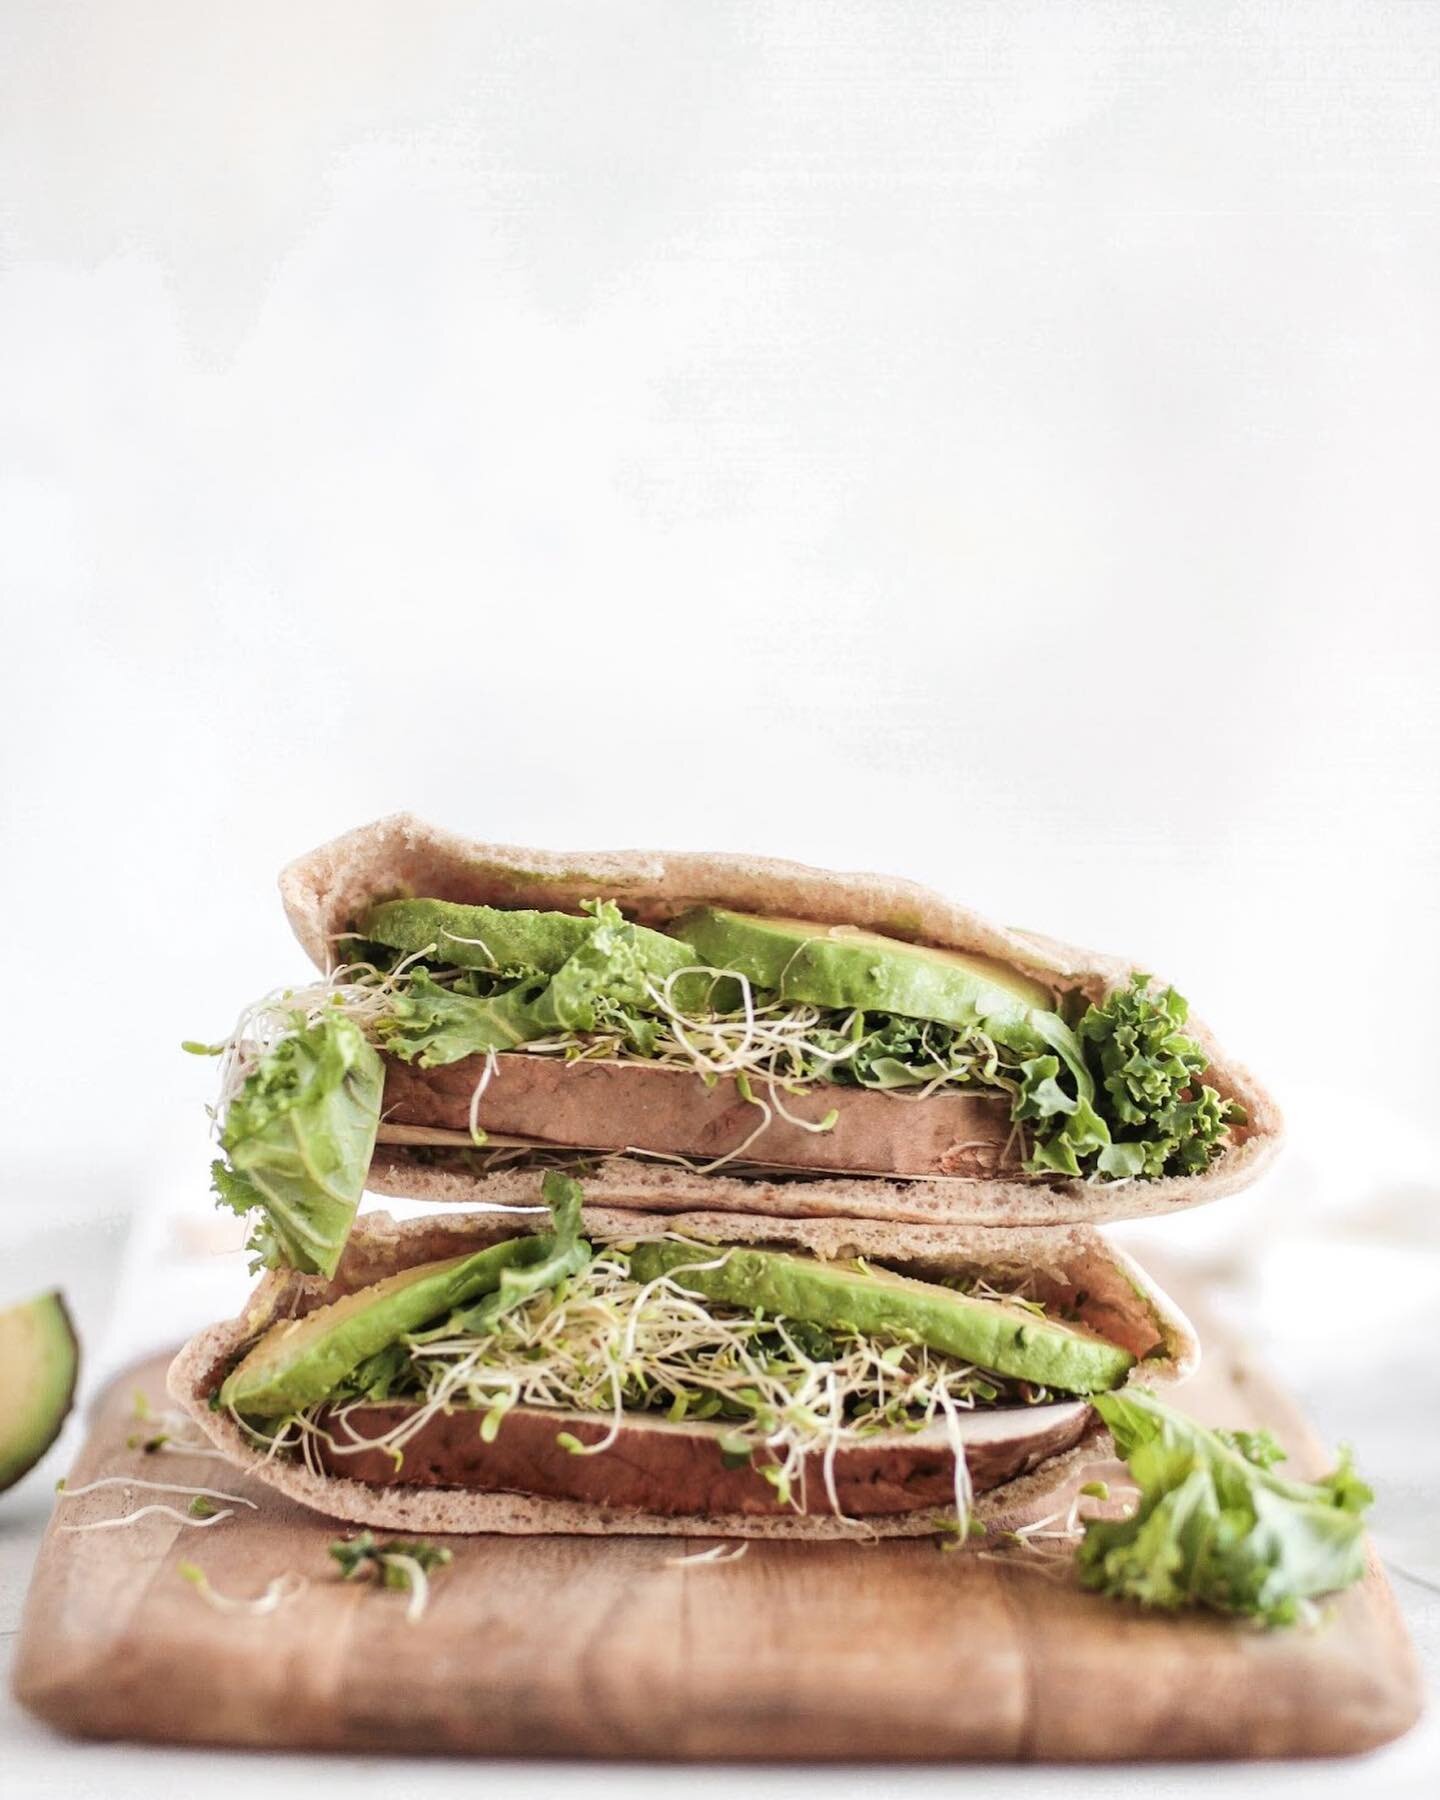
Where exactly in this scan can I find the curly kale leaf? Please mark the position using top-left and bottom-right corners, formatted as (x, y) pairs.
(724, 998), (1118, 1180)
(1081, 976), (1199, 1122)
(1049, 974), (1245, 1180)
(212, 1012), (383, 1276)
(1079, 1390), (1372, 1627)
(839, 1012), (987, 1091)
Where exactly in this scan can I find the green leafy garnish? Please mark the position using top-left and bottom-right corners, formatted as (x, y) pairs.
(1079, 1390), (1373, 1627)
(341, 1341), (413, 1403)
(329, 1529), (452, 1584)
(444, 1172), (589, 1334)
(330, 1531), (452, 1621)
(1216, 1426), (1287, 1470)
(372, 966), (549, 1063)
(1073, 975), (1245, 1179)
(211, 1013), (383, 1277)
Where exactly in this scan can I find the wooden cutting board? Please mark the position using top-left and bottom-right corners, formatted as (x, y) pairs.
(11, 1271), (1422, 1761)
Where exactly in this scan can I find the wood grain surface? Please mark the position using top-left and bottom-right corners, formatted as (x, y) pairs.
(10, 1270), (1422, 1760)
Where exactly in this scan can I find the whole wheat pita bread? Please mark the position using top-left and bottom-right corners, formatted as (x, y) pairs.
(168, 1205), (1195, 1539)
(276, 814), (1282, 1225)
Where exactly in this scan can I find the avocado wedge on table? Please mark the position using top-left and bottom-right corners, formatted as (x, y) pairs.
(0, 1290), (79, 1491)
(628, 1242), (1134, 1393)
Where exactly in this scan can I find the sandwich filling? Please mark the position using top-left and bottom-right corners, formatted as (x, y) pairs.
(197, 897), (1244, 1276)
(216, 1177), (1140, 1527)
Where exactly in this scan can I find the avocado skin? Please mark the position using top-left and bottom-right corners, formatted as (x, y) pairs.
(0, 1290), (79, 1491)
(627, 1242), (1133, 1394)
(220, 1238), (551, 1419)
(364, 898), (694, 984)
(668, 908), (1052, 1039)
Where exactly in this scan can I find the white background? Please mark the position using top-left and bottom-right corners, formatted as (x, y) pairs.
(2, 2), (1438, 1793)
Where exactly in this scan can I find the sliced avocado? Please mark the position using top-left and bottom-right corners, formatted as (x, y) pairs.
(0, 1290), (79, 1491)
(364, 898), (694, 986)
(365, 899), (590, 971)
(627, 1242), (1133, 1393)
(668, 908), (1053, 1037)
(221, 1237), (554, 1418)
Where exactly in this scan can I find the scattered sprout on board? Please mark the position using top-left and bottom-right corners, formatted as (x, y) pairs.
(330, 1531), (454, 1623)
(178, 1562), (306, 1616)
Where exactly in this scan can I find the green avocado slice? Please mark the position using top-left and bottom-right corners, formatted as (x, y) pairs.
(0, 1290), (79, 1491)
(627, 1242), (1134, 1393)
(668, 908), (1054, 1037)
(221, 1237), (560, 1418)
(363, 898), (695, 986)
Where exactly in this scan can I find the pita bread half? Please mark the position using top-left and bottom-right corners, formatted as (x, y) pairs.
(278, 813), (1283, 1225)
(168, 1205), (1196, 1541)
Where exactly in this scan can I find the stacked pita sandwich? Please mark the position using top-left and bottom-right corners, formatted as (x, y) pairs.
(171, 815), (1281, 1540)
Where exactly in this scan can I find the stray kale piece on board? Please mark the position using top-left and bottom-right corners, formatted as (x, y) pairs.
(329, 1530), (453, 1586)
(330, 1531), (453, 1621)
(1080, 1390), (1373, 1627)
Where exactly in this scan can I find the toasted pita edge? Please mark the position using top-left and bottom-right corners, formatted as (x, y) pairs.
(166, 1206), (1196, 1538)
